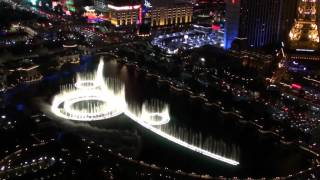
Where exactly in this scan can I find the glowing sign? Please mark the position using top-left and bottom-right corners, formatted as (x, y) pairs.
(139, 6), (143, 24)
(212, 24), (221, 31)
(107, 4), (140, 11)
(291, 83), (302, 89)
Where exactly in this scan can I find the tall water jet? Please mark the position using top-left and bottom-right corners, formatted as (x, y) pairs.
(50, 57), (239, 166)
(140, 99), (170, 126)
(158, 124), (240, 162)
(125, 101), (240, 166)
(51, 58), (126, 121)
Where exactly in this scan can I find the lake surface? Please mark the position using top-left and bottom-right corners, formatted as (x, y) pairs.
(10, 55), (314, 178)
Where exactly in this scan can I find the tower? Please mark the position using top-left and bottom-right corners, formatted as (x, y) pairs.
(288, 0), (319, 51)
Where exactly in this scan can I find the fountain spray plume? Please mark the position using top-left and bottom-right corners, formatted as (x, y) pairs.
(51, 58), (126, 121)
(50, 57), (239, 166)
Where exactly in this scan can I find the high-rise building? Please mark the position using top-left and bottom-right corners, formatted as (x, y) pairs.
(224, 0), (298, 49)
(148, 0), (193, 27)
(224, 0), (241, 49)
(239, 0), (284, 48)
(94, 0), (192, 27)
(94, 0), (142, 26)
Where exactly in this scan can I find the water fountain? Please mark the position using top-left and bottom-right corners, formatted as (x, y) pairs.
(50, 58), (240, 166)
(158, 124), (240, 161)
(126, 101), (240, 166)
(140, 99), (170, 126)
(51, 59), (126, 121)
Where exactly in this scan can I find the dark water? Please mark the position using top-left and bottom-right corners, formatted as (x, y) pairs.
(11, 56), (315, 178)
(88, 57), (314, 178)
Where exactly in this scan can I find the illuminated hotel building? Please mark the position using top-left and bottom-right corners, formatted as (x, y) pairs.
(288, 0), (320, 51)
(224, 0), (298, 49)
(239, 0), (290, 48)
(93, 0), (192, 27)
(108, 4), (141, 26)
(224, 0), (241, 49)
(93, 0), (141, 26)
(148, 0), (193, 27)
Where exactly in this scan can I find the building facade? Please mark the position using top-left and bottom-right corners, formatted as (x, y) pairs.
(239, 0), (283, 48)
(95, 0), (193, 27)
(224, 0), (298, 49)
(148, 3), (193, 27)
(108, 4), (141, 26)
(287, 0), (320, 61)
(224, 0), (241, 49)
(93, 0), (141, 26)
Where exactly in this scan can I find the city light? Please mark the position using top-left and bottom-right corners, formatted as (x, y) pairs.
(30, 0), (37, 6)
(151, 25), (224, 54)
(291, 83), (302, 90)
(3, 0), (320, 178)
(289, 0), (319, 49)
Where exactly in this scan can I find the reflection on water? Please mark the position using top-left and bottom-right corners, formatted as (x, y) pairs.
(158, 124), (240, 161)
(23, 55), (314, 178)
(96, 57), (313, 177)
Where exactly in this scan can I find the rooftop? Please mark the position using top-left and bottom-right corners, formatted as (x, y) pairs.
(150, 0), (192, 7)
(108, 0), (141, 6)
(107, 0), (191, 7)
